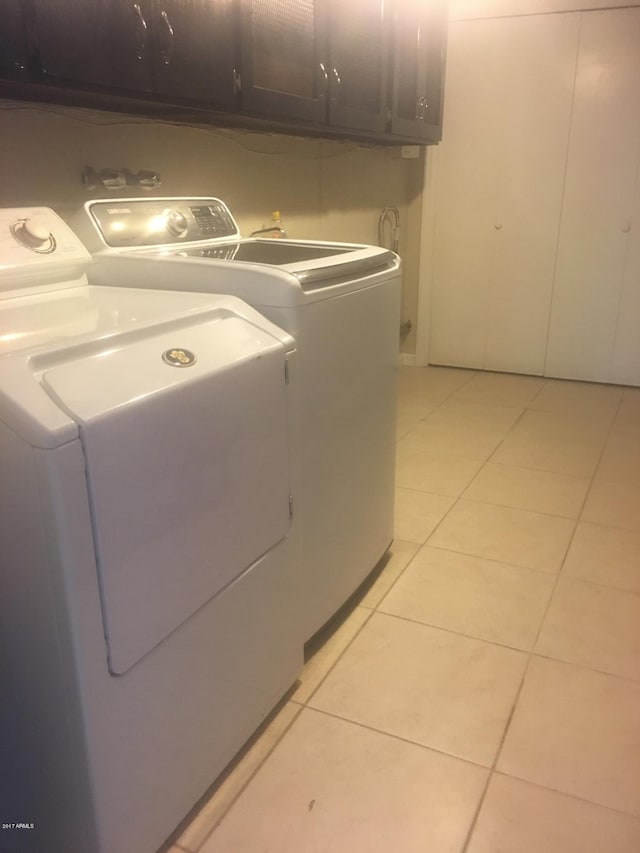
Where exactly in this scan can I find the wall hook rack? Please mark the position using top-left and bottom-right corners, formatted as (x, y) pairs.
(82, 166), (161, 191)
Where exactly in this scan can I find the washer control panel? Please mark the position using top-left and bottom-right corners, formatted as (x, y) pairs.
(84, 198), (240, 248)
(11, 217), (57, 253)
(0, 207), (91, 291)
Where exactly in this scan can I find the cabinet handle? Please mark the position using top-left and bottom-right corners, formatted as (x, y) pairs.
(332, 67), (342, 86)
(160, 10), (174, 66)
(133, 4), (148, 60)
(415, 96), (428, 120)
(319, 62), (328, 81)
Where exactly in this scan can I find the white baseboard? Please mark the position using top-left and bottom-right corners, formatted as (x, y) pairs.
(398, 353), (418, 367)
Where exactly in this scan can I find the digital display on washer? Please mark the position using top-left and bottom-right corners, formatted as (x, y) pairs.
(172, 241), (352, 265)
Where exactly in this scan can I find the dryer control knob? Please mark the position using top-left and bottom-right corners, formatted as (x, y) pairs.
(165, 209), (189, 239)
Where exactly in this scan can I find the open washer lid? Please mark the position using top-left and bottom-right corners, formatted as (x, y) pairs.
(70, 197), (400, 307)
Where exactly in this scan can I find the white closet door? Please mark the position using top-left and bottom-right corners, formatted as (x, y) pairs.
(430, 18), (502, 368)
(611, 164), (640, 385)
(430, 13), (578, 373)
(484, 13), (578, 374)
(545, 8), (640, 382)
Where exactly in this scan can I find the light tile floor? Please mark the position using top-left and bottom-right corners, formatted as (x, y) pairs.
(166, 367), (640, 853)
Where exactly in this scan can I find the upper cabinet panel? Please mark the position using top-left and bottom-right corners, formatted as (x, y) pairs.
(32, 0), (237, 106)
(150, 0), (238, 106)
(327, 0), (388, 133)
(240, 0), (327, 123)
(32, 0), (155, 92)
(390, 0), (448, 142)
(0, 0), (28, 79)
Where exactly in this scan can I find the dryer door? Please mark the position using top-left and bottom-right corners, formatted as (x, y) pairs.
(42, 311), (292, 674)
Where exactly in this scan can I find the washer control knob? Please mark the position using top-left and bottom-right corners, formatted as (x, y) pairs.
(12, 218), (56, 253)
(165, 209), (189, 239)
(22, 220), (52, 247)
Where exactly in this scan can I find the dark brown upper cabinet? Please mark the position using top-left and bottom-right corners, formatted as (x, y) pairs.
(4, 0), (448, 145)
(31, 0), (238, 107)
(239, 0), (327, 124)
(326, 0), (388, 134)
(0, 0), (28, 79)
(390, 0), (447, 142)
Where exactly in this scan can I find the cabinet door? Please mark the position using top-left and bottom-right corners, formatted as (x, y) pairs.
(32, 0), (154, 92)
(240, 0), (327, 123)
(390, 0), (447, 143)
(0, 0), (28, 79)
(151, 0), (237, 106)
(326, 0), (387, 133)
(545, 8), (640, 383)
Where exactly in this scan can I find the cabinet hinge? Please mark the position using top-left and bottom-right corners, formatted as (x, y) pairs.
(289, 494), (294, 518)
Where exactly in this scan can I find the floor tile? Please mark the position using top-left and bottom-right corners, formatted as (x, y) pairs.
(449, 371), (545, 407)
(492, 432), (601, 478)
(428, 499), (574, 573)
(201, 709), (488, 853)
(596, 434), (640, 486)
(309, 612), (527, 766)
(357, 539), (419, 609)
(467, 773), (640, 853)
(535, 577), (640, 681)
(176, 702), (301, 852)
(563, 522), (640, 593)
(397, 364), (475, 392)
(292, 607), (372, 704)
(463, 462), (590, 518)
(400, 422), (504, 461)
(582, 480), (640, 531)
(396, 414), (424, 441)
(395, 444), (484, 497)
(512, 409), (612, 445)
(379, 547), (554, 650)
(615, 390), (640, 427)
(498, 656), (640, 816)
(530, 379), (622, 417)
(424, 399), (524, 432)
(394, 488), (455, 544)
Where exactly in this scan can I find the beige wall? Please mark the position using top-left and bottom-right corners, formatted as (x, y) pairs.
(0, 101), (424, 353)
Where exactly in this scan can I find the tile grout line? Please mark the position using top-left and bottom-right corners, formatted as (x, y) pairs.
(302, 703), (492, 773)
(192, 703), (305, 852)
(460, 386), (626, 852)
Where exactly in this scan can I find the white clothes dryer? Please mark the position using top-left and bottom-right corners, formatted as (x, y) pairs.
(71, 197), (401, 642)
(0, 208), (301, 853)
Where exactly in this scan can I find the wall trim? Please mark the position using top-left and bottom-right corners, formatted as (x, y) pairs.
(398, 353), (418, 367)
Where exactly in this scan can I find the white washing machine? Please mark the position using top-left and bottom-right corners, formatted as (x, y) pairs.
(71, 198), (401, 641)
(0, 208), (302, 853)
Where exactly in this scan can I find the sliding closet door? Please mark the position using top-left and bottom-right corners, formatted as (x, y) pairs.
(430, 13), (578, 374)
(545, 7), (640, 383)
(430, 17), (503, 368)
(483, 13), (578, 374)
